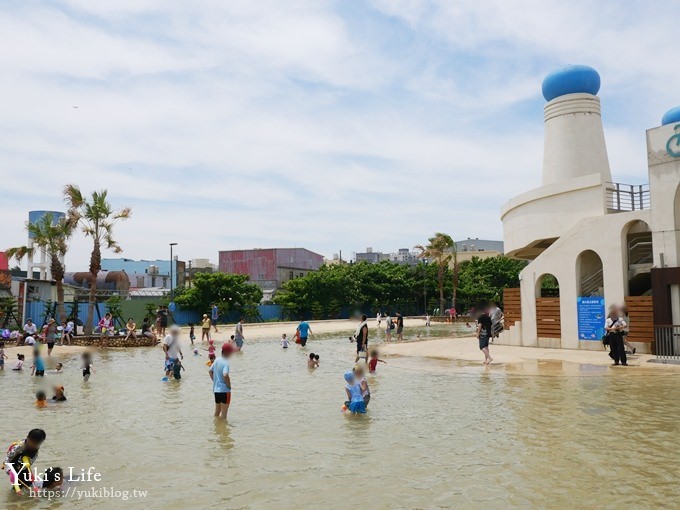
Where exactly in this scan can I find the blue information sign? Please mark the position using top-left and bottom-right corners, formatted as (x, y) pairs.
(577, 297), (605, 341)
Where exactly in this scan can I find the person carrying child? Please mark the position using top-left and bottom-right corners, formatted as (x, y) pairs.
(308, 353), (319, 369)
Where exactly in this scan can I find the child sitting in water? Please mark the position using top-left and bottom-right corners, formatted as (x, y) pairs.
(0, 341), (7, 370)
(52, 386), (67, 402)
(53, 362), (63, 373)
(81, 352), (94, 381)
(35, 391), (47, 408)
(308, 353), (319, 369)
(368, 350), (386, 374)
(13, 353), (25, 370)
(172, 358), (185, 380)
(343, 371), (366, 414)
(281, 334), (290, 349)
(32, 467), (63, 491)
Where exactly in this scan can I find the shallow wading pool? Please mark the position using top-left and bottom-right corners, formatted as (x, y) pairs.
(2, 324), (679, 509)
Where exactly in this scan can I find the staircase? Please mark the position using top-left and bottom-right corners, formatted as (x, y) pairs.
(580, 268), (604, 297)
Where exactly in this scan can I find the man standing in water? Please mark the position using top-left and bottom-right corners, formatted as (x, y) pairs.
(296, 318), (312, 347)
(163, 325), (184, 377)
(396, 312), (404, 341)
(476, 308), (493, 365)
(234, 317), (245, 351)
(211, 303), (219, 333)
(355, 314), (369, 363)
(210, 343), (233, 419)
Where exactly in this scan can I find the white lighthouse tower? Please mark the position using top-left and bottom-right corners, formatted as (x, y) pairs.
(27, 210), (66, 280)
(541, 65), (612, 186)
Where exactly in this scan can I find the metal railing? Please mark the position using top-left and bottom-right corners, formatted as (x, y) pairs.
(606, 182), (650, 212)
(655, 326), (680, 362)
(628, 239), (653, 266)
(580, 269), (603, 297)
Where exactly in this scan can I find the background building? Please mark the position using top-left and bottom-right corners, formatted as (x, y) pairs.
(101, 258), (185, 289)
(455, 239), (504, 262)
(218, 248), (324, 298)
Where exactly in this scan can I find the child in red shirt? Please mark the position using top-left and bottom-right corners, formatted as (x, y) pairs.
(368, 350), (386, 374)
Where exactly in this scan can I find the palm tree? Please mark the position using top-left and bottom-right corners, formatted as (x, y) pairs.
(64, 185), (131, 334)
(415, 233), (454, 316)
(6, 212), (76, 324)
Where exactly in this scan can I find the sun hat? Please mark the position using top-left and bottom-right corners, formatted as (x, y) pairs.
(222, 343), (234, 354)
(344, 371), (354, 384)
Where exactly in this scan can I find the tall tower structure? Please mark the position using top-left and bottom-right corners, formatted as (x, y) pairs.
(27, 210), (66, 280)
(541, 65), (611, 186)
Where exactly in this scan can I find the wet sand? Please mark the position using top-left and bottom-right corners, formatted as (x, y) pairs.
(380, 334), (680, 375)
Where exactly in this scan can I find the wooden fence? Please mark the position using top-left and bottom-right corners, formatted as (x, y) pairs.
(624, 295), (654, 343)
(536, 297), (561, 338)
(503, 288), (521, 329)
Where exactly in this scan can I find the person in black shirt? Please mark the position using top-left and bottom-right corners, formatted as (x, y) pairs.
(476, 308), (493, 365)
(396, 312), (404, 341)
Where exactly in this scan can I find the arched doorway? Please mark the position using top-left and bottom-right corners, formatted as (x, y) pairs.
(536, 273), (561, 340)
(577, 250), (604, 297)
(623, 220), (652, 296)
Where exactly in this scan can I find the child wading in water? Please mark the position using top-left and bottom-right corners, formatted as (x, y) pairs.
(172, 358), (185, 380)
(0, 341), (7, 370)
(81, 352), (94, 381)
(189, 324), (196, 346)
(31, 349), (46, 377)
(343, 371), (367, 414)
(353, 365), (371, 406)
(281, 334), (290, 349)
(368, 350), (386, 374)
(308, 353), (319, 369)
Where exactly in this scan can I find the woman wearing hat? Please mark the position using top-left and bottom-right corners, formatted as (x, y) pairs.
(45, 319), (58, 357)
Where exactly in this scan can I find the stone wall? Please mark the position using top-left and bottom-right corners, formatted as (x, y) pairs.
(2, 336), (159, 348)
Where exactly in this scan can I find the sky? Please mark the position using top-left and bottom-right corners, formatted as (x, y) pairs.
(1, 0), (679, 270)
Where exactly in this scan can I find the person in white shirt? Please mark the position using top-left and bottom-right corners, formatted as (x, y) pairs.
(281, 334), (290, 349)
(376, 313), (382, 328)
(24, 336), (36, 346)
(23, 319), (37, 344)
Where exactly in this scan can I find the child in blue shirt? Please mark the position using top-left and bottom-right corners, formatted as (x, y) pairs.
(344, 371), (366, 414)
(31, 351), (45, 377)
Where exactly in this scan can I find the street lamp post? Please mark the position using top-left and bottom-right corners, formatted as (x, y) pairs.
(423, 259), (428, 315)
(169, 243), (178, 301)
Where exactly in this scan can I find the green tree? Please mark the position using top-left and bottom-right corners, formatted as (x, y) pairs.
(6, 212), (76, 324)
(456, 256), (527, 312)
(415, 233), (455, 316)
(174, 272), (263, 317)
(64, 185), (132, 334)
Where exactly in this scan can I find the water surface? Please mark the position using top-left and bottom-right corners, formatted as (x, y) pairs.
(2, 324), (679, 509)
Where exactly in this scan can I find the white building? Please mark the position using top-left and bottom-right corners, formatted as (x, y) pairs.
(500, 65), (680, 355)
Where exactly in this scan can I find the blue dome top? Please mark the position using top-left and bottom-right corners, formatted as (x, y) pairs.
(542, 65), (601, 102)
(661, 106), (680, 126)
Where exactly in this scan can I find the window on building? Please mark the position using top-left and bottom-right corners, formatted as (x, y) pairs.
(289, 271), (294, 281)
(299, 272), (303, 278)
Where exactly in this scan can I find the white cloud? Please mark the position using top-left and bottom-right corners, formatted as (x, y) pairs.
(0, 0), (675, 269)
